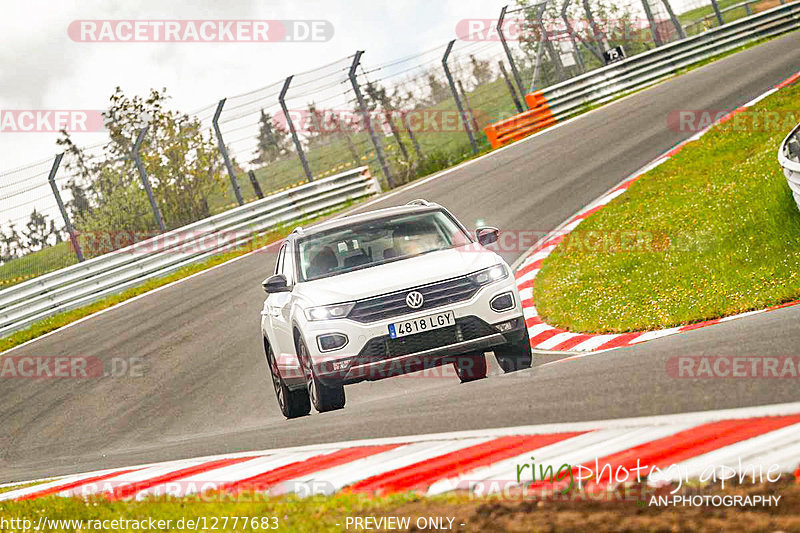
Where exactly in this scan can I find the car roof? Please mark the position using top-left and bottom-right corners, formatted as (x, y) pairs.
(291, 202), (444, 239)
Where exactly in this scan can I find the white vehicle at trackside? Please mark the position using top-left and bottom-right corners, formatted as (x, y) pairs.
(260, 200), (531, 418)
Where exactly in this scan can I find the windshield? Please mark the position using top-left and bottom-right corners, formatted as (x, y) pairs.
(296, 210), (471, 281)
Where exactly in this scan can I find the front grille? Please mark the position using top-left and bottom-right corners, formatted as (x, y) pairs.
(356, 316), (496, 364)
(348, 275), (480, 323)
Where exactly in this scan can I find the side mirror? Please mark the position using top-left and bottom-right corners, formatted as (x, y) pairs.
(262, 274), (290, 293)
(476, 226), (499, 247)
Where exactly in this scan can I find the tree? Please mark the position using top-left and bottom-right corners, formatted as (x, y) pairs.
(364, 81), (409, 160)
(470, 55), (493, 87)
(23, 209), (52, 252)
(425, 72), (451, 105)
(304, 103), (341, 150)
(252, 109), (290, 164)
(56, 87), (224, 239)
(0, 223), (22, 262)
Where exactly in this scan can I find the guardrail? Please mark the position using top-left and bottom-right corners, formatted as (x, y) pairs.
(779, 122), (800, 211)
(483, 93), (555, 149)
(537, 1), (800, 123)
(684, 0), (783, 35)
(0, 167), (379, 337)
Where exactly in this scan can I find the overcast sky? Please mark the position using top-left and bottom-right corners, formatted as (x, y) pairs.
(0, 0), (519, 174)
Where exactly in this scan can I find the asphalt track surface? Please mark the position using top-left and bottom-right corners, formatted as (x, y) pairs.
(2, 33), (799, 483)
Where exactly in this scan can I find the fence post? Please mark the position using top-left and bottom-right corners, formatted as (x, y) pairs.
(641, 0), (665, 46)
(133, 127), (166, 233)
(499, 61), (523, 113)
(583, 0), (610, 50)
(47, 153), (84, 262)
(561, 0), (603, 65)
(537, 7), (566, 82)
(402, 113), (424, 161)
(710, 0), (725, 25)
(660, 0), (687, 39)
(498, 5), (527, 106)
(349, 51), (395, 189)
(248, 170), (264, 199)
(212, 98), (245, 206)
(279, 75), (314, 183)
(443, 40), (479, 155)
(457, 80), (480, 134)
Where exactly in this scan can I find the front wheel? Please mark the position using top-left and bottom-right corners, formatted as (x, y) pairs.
(297, 337), (346, 413)
(453, 352), (487, 383)
(265, 338), (310, 419)
(494, 328), (533, 372)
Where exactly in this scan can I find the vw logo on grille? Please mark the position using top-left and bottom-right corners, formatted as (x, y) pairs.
(405, 291), (424, 309)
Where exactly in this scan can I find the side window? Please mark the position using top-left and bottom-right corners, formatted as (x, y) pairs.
(275, 244), (286, 276)
(280, 244), (294, 285)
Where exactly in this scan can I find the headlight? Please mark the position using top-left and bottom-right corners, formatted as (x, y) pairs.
(304, 302), (355, 321)
(468, 264), (509, 286)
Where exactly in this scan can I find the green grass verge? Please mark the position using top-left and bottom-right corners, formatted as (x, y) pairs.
(1, 478), (799, 532)
(0, 481), (47, 495)
(0, 203), (357, 355)
(532, 79), (800, 333)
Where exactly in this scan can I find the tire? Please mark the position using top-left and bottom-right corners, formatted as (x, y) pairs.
(494, 328), (533, 373)
(453, 352), (487, 383)
(297, 336), (346, 413)
(264, 338), (310, 419)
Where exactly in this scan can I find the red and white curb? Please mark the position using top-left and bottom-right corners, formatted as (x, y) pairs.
(515, 70), (800, 354)
(2, 402), (799, 501)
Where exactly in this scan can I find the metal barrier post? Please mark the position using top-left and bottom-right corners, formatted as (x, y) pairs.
(660, 0), (687, 39)
(498, 5), (527, 105)
(443, 40), (479, 155)
(212, 98), (245, 206)
(402, 113), (424, 161)
(47, 153), (84, 262)
(499, 61), (524, 113)
(133, 127), (166, 233)
(641, 0), (665, 46)
(710, 0), (725, 25)
(279, 75), (314, 183)
(248, 170), (264, 199)
(457, 80), (480, 133)
(349, 51), (395, 188)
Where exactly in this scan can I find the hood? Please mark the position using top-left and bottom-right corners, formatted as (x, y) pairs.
(294, 245), (503, 304)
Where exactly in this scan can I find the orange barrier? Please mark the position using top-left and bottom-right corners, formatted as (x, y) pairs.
(484, 91), (555, 149)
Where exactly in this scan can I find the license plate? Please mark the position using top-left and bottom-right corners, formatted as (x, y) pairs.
(388, 310), (456, 339)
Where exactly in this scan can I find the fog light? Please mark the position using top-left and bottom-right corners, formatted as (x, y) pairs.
(317, 333), (348, 352)
(494, 318), (518, 332)
(490, 292), (515, 312)
(330, 358), (352, 371)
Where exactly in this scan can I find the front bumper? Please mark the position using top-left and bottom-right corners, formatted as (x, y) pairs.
(292, 275), (525, 385)
(337, 316), (525, 384)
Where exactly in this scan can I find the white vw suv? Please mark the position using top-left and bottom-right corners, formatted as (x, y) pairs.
(260, 200), (531, 418)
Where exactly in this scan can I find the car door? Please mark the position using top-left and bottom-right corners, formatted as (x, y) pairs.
(267, 242), (297, 371)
